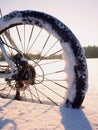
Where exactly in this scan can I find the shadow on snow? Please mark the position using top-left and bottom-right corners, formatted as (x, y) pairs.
(0, 100), (17, 130)
(60, 105), (92, 130)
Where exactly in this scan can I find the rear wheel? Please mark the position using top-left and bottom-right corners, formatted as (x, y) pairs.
(0, 10), (88, 108)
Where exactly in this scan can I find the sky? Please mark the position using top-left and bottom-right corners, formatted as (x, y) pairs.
(0, 0), (98, 47)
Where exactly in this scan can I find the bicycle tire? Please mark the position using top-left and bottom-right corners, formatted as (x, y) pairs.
(0, 10), (88, 108)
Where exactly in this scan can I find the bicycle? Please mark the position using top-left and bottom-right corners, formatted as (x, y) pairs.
(0, 10), (88, 108)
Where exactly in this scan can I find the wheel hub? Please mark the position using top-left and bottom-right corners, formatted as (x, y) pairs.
(6, 53), (36, 91)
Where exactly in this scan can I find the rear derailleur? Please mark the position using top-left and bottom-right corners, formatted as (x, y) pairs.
(8, 53), (36, 100)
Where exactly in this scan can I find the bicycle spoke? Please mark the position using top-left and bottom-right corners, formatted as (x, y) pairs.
(34, 84), (42, 103)
(36, 74), (67, 89)
(27, 28), (42, 53)
(44, 70), (64, 76)
(48, 49), (62, 57)
(33, 85), (59, 105)
(36, 40), (59, 63)
(39, 59), (62, 66)
(16, 26), (24, 51)
(27, 86), (34, 102)
(26, 25), (34, 53)
(45, 78), (67, 89)
(37, 49), (62, 64)
(5, 85), (13, 98)
(41, 82), (65, 99)
(41, 40), (59, 58)
(27, 86), (42, 103)
(23, 24), (26, 54)
(36, 34), (51, 61)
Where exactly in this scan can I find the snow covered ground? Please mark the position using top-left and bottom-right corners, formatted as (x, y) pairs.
(0, 59), (98, 130)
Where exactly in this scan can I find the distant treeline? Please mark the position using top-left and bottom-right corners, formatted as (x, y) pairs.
(83, 46), (98, 58)
(0, 46), (98, 60)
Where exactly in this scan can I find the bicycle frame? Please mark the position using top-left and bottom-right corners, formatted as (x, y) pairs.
(0, 35), (19, 79)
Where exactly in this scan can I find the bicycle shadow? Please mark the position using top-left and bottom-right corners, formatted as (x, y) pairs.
(0, 100), (17, 130)
(60, 105), (93, 130)
(0, 117), (17, 130)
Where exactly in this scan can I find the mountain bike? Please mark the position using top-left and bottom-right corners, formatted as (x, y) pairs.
(0, 10), (88, 108)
